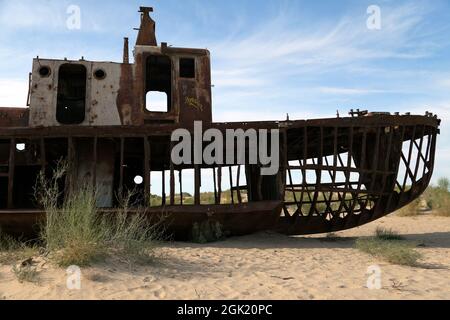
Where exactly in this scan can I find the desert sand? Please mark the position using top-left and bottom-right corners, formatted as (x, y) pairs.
(1, 214), (449, 300)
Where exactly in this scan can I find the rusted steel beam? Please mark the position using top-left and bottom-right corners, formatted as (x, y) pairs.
(364, 127), (381, 210)
(412, 125), (426, 183)
(372, 126), (395, 218)
(229, 166), (235, 204)
(308, 127), (324, 217)
(217, 166), (222, 204)
(349, 127), (367, 214)
(40, 138), (46, 173)
(162, 170), (166, 206)
(119, 137), (125, 196)
(236, 165), (242, 204)
(287, 165), (395, 175)
(144, 136), (151, 205)
(301, 127), (315, 216)
(213, 168), (218, 205)
(179, 170), (183, 205)
(170, 142), (175, 206)
(385, 126), (406, 212)
(0, 115), (439, 138)
(402, 126), (417, 189)
(92, 137), (98, 188)
(65, 137), (75, 196)
(7, 139), (15, 209)
(422, 132), (432, 177)
(194, 165), (201, 205)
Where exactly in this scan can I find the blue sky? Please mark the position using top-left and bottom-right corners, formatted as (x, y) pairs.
(0, 0), (449, 186)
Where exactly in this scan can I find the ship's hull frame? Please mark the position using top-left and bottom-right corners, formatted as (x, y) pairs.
(0, 114), (440, 240)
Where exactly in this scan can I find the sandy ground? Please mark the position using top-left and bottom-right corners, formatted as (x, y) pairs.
(1, 215), (449, 300)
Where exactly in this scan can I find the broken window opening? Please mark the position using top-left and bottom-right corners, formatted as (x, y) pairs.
(145, 55), (172, 113)
(146, 91), (168, 112)
(56, 64), (87, 125)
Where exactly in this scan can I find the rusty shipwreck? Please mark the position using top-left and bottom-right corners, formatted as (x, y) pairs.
(0, 7), (441, 240)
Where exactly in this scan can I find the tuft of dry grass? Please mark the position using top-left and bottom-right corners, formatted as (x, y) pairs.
(34, 161), (164, 267)
(0, 229), (38, 266)
(320, 233), (344, 242)
(356, 227), (422, 267)
(375, 227), (404, 241)
(356, 238), (421, 267)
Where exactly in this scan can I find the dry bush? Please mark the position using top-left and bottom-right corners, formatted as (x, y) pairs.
(34, 161), (164, 267)
(356, 237), (421, 267)
(375, 227), (404, 241)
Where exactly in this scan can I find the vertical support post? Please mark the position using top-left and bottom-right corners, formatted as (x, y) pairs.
(213, 167), (218, 204)
(92, 137), (98, 189)
(66, 137), (75, 196)
(119, 137), (125, 197)
(281, 129), (288, 202)
(236, 166), (242, 203)
(162, 170), (166, 206)
(7, 138), (15, 209)
(144, 136), (151, 206)
(179, 170), (183, 205)
(217, 166), (222, 205)
(229, 166), (235, 204)
(194, 165), (201, 205)
(170, 142), (175, 206)
(40, 137), (46, 173)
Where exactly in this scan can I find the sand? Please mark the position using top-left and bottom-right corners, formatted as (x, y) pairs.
(1, 215), (449, 300)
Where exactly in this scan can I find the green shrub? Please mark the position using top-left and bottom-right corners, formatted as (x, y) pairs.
(375, 227), (404, 241)
(356, 238), (421, 267)
(34, 162), (163, 267)
(0, 229), (38, 266)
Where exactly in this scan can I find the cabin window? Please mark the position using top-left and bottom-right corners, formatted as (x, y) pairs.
(145, 55), (172, 113)
(179, 58), (195, 78)
(56, 64), (87, 125)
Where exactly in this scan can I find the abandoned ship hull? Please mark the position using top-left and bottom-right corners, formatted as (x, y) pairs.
(0, 113), (440, 239)
(0, 7), (441, 240)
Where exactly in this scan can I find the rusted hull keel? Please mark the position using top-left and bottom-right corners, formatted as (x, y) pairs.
(0, 202), (282, 241)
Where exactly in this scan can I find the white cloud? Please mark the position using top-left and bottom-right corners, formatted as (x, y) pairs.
(0, 78), (29, 108)
(317, 87), (387, 95)
(0, 1), (66, 30)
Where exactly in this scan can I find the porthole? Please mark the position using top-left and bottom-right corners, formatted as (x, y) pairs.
(39, 66), (51, 77)
(94, 69), (106, 80)
(134, 175), (144, 185)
